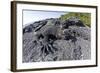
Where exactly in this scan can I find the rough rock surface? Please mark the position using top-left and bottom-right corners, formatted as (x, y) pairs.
(23, 17), (91, 63)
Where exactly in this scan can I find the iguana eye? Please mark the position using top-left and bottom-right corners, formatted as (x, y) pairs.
(38, 34), (44, 39)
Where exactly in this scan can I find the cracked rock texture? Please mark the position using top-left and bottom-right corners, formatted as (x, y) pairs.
(23, 17), (91, 63)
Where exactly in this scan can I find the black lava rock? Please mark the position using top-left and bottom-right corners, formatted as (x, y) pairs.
(62, 17), (85, 29)
(23, 17), (91, 62)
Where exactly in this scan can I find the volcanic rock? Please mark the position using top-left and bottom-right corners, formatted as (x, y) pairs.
(23, 17), (91, 63)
